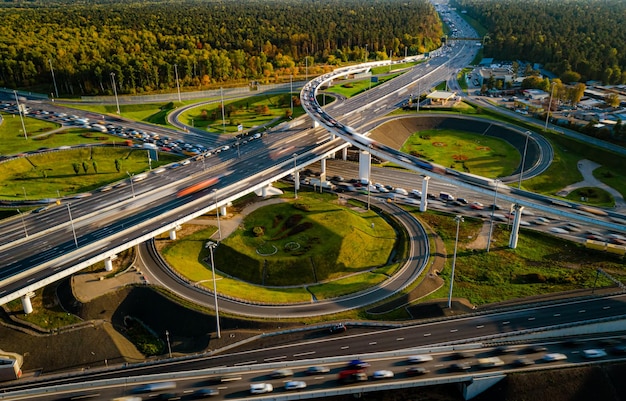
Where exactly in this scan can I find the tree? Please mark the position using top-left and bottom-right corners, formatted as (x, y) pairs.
(561, 70), (581, 83)
(82, 161), (89, 174)
(92, 161), (98, 174)
(72, 163), (80, 175)
(605, 93), (621, 108)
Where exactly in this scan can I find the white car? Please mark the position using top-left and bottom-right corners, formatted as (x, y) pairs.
(542, 353), (567, 362)
(250, 383), (273, 394)
(408, 355), (433, 364)
(285, 381), (307, 390)
(410, 189), (422, 198)
(372, 370), (394, 379)
(583, 349), (607, 359)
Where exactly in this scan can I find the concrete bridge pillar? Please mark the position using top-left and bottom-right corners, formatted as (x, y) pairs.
(312, 120), (319, 128)
(294, 170), (300, 192)
(169, 228), (177, 240)
(358, 150), (372, 184)
(219, 205), (227, 216)
(420, 176), (430, 212)
(508, 204), (524, 249)
(342, 148), (348, 161)
(320, 158), (327, 182)
(461, 374), (506, 400)
(104, 256), (115, 272)
(21, 293), (34, 315)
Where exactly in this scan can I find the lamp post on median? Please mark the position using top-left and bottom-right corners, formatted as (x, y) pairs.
(212, 189), (222, 241)
(165, 330), (172, 358)
(16, 209), (28, 238)
(14, 91), (27, 139)
(447, 215), (464, 309)
(126, 171), (136, 198)
(518, 131), (531, 189)
(110, 72), (120, 115)
(293, 153), (298, 199)
(486, 179), (501, 252)
(206, 241), (221, 339)
(67, 203), (78, 248)
(367, 145), (373, 211)
(174, 64), (182, 103)
(49, 59), (59, 99)
(290, 75), (293, 116)
(545, 82), (556, 132)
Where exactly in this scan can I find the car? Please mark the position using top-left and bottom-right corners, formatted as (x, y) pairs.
(329, 323), (346, 334)
(610, 345), (626, 355)
(306, 366), (330, 375)
(372, 370), (394, 379)
(285, 380), (307, 390)
(493, 346), (516, 355)
(410, 189), (422, 198)
(449, 362), (471, 372)
(346, 359), (370, 369)
(469, 201), (484, 210)
(523, 345), (547, 354)
(394, 187), (409, 196)
(407, 355), (433, 364)
(456, 197), (469, 204)
(270, 368), (293, 378)
(452, 351), (473, 359)
(250, 383), (273, 394)
(406, 367), (429, 376)
(512, 357), (534, 367)
(190, 388), (219, 398)
(488, 203), (502, 210)
(583, 349), (607, 359)
(156, 393), (180, 401)
(181, 160), (191, 166)
(33, 206), (49, 213)
(542, 353), (567, 362)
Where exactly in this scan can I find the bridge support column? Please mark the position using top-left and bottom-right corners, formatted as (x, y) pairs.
(219, 205), (227, 216)
(508, 204), (524, 249)
(358, 150), (371, 184)
(294, 171), (300, 192)
(312, 120), (319, 128)
(104, 256), (115, 272)
(342, 148), (348, 161)
(460, 374), (506, 400)
(169, 228), (177, 240)
(21, 293), (34, 315)
(420, 176), (430, 212)
(320, 158), (327, 182)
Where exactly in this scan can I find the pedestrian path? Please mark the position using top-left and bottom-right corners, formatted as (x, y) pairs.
(556, 159), (626, 210)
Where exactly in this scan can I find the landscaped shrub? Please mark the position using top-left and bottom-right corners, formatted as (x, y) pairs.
(252, 226), (264, 237)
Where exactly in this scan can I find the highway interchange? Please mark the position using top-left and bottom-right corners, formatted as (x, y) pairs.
(1, 1), (626, 399)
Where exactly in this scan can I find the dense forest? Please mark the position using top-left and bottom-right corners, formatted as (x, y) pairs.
(452, 0), (626, 84)
(0, 0), (443, 96)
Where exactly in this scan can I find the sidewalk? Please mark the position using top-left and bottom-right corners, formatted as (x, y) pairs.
(556, 159), (626, 210)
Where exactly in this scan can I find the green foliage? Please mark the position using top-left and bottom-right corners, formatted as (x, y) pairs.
(71, 163), (80, 175)
(252, 226), (264, 237)
(0, 0), (443, 95)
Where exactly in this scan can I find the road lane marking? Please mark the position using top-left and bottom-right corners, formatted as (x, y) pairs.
(603, 306), (611, 309)
(554, 313), (561, 317)
(502, 321), (510, 325)
(234, 360), (257, 366)
(579, 310), (586, 313)
(369, 342), (377, 345)
(528, 317), (535, 321)
(450, 329), (458, 333)
(264, 355), (287, 362)
(423, 333), (431, 337)
(396, 337), (404, 341)
(293, 351), (315, 357)
(341, 346), (349, 349)
(476, 325), (484, 329)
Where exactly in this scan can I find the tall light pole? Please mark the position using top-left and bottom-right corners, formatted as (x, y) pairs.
(364, 44), (368, 62)
(447, 215), (464, 309)
(367, 145), (373, 210)
(165, 330), (172, 358)
(290, 75), (293, 116)
(518, 131), (531, 189)
(544, 82), (556, 132)
(206, 241), (221, 339)
(14, 91), (27, 139)
(220, 87), (226, 135)
(293, 153), (298, 199)
(126, 171), (136, 198)
(110, 72), (120, 114)
(486, 179), (501, 252)
(416, 81), (421, 112)
(212, 189), (222, 240)
(67, 203), (78, 248)
(49, 59), (59, 99)
(16, 209), (28, 238)
(174, 64), (182, 103)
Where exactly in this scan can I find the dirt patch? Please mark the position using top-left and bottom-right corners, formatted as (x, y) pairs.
(432, 142), (447, 147)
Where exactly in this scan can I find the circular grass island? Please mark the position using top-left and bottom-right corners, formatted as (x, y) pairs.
(162, 193), (406, 304)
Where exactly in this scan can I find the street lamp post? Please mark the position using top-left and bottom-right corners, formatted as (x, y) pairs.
(544, 82), (556, 132)
(110, 72), (120, 114)
(486, 179), (501, 252)
(290, 75), (293, 116)
(206, 241), (221, 339)
(165, 330), (172, 358)
(16, 209), (28, 238)
(22, 186), (27, 200)
(14, 91), (27, 139)
(367, 145), (373, 210)
(49, 59), (59, 99)
(220, 87), (226, 135)
(174, 64), (182, 103)
(365, 44), (368, 62)
(447, 215), (464, 308)
(212, 189), (222, 240)
(293, 153), (298, 199)
(126, 171), (136, 198)
(67, 203), (78, 248)
(518, 131), (531, 189)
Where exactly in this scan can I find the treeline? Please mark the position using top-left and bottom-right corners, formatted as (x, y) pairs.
(452, 0), (626, 84)
(0, 0), (443, 96)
